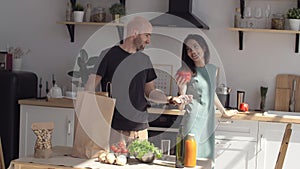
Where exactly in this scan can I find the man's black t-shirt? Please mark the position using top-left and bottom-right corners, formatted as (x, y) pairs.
(95, 46), (157, 131)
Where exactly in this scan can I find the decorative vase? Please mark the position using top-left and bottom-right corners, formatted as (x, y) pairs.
(289, 19), (300, 30)
(260, 96), (266, 111)
(260, 86), (268, 112)
(73, 11), (84, 22)
(13, 58), (22, 71)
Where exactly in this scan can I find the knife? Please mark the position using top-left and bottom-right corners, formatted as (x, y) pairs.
(289, 79), (297, 112)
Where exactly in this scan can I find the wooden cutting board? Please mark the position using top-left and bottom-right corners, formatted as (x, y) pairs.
(275, 74), (300, 112)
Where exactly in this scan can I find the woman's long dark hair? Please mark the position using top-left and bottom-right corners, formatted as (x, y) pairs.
(180, 34), (210, 74)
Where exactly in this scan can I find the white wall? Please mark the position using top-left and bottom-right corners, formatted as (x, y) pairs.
(1, 0), (300, 110)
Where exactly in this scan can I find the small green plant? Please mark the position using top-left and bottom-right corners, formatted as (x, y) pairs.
(128, 140), (162, 160)
(74, 3), (84, 11)
(109, 3), (125, 15)
(287, 8), (300, 19)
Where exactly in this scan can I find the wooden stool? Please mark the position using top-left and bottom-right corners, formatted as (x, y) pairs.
(274, 123), (292, 169)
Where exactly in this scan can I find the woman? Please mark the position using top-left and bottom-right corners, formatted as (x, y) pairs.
(176, 34), (237, 166)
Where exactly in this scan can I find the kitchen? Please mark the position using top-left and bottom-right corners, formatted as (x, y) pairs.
(1, 0), (300, 168)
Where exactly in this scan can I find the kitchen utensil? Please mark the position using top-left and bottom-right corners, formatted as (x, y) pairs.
(52, 74), (56, 87)
(275, 74), (300, 112)
(216, 84), (231, 108)
(48, 84), (62, 98)
(289, 79), (297, 112)
(237, 90), (245, 110)
(38, 78), (42, 99)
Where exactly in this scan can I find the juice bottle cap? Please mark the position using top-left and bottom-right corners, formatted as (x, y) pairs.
(188, 133), (195, 136)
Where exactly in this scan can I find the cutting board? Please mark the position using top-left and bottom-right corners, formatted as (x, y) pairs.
(275, 74), (300, 112)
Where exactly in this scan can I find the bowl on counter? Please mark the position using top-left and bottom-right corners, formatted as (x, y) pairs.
(134, 152), (155, 163)
(65, 91), (77, 99)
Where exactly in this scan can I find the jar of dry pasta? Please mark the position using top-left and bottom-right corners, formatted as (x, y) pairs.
(271, 14), (285, 30)
(91, 7), (106, 22)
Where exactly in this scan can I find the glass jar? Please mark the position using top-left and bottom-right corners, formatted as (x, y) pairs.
(271, 14), (285, 30)
(91, 7), (106, 22)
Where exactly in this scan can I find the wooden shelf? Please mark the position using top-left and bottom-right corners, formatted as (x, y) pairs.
(56, 21), (124, 26)
(229, 27), (300, 53)
(57, 21), (124, 43)
(229, 27), (300, 34)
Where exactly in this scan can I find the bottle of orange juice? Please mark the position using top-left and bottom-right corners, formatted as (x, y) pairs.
(184, 133), (196, 167)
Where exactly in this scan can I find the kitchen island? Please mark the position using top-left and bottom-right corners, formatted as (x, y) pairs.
(10, 146), (212, 169)
(18, 98), (300, 169)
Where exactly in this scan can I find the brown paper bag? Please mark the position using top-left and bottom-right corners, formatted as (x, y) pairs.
(71, 91), (116, 159)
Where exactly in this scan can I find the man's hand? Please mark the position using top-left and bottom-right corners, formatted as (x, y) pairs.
(169, 95), (193, 110)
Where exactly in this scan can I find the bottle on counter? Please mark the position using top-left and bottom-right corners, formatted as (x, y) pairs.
(234, 7), (241, 28)
(6, 44), (12, 71)
(85, 3), (91, 22)
(66, 1), (72, 21)
(184, 133), (197, 167)
(175, 125), (184, 168)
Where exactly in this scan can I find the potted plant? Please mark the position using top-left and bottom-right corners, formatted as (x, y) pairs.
(109, 3), (125, 22)
(73, 3), (84, 22)
(67, 49), (98, 89)
(287, 8), (300, 30)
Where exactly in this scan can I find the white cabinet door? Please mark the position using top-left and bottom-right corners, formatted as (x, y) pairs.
(258, 123), (300, 169)
(215, 140), (257, 169)
(19, 105), (75, 157)
(256, 122), (286, 169)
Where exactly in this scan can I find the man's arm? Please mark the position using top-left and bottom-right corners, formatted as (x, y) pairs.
(145, 80), (168, 103)
(145, 80), (193, 105)
(84, 74), (102, 91)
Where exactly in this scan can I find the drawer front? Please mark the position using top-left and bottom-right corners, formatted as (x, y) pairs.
(215, 119), (258, 141)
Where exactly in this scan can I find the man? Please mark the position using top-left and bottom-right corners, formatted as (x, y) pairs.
(85, 16), (191, 144)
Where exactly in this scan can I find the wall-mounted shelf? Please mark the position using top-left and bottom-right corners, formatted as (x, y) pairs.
(235, 0), (300, 53)
(229, 27), (300, 53)
(57, 21), (124, 42)
(60, 0), (126, 42)
(229, 27), (300, 34)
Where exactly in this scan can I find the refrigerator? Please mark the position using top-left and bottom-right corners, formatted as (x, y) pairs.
(0, 71), (37, 168)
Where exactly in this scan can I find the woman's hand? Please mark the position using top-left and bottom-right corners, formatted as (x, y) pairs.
(175, 75), (189, 95)
(222, 109), (239, 117)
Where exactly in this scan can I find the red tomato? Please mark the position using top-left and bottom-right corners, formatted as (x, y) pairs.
(121, 148), (128, 153)
(110, 145), (118, 152)
(115, 148), (121, 153)
(239, 103), (249, 111)
(177, 71), (192, 82)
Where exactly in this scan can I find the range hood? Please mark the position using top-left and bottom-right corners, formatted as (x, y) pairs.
(150, 0), (209, 29)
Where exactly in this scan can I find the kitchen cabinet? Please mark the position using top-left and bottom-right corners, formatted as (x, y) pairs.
(215, 119), (258, 169)
(19, 105), (75, 157)
(257, 122), (300, 169)
(215, 140), (256, 169)
(231, 0), (300, 53)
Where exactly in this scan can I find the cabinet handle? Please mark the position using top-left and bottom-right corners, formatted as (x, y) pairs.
(67, 120), (71, 135)
(257, 134), (263, 154)
(218, 119), (234, 124)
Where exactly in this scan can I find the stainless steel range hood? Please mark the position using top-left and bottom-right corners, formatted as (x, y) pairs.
(150, 0), (209, 29)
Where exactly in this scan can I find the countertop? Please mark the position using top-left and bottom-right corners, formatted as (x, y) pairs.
(18, 98), (300, 124)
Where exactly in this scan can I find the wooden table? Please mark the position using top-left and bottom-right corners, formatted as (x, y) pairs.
(9, 147), (211, 169)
